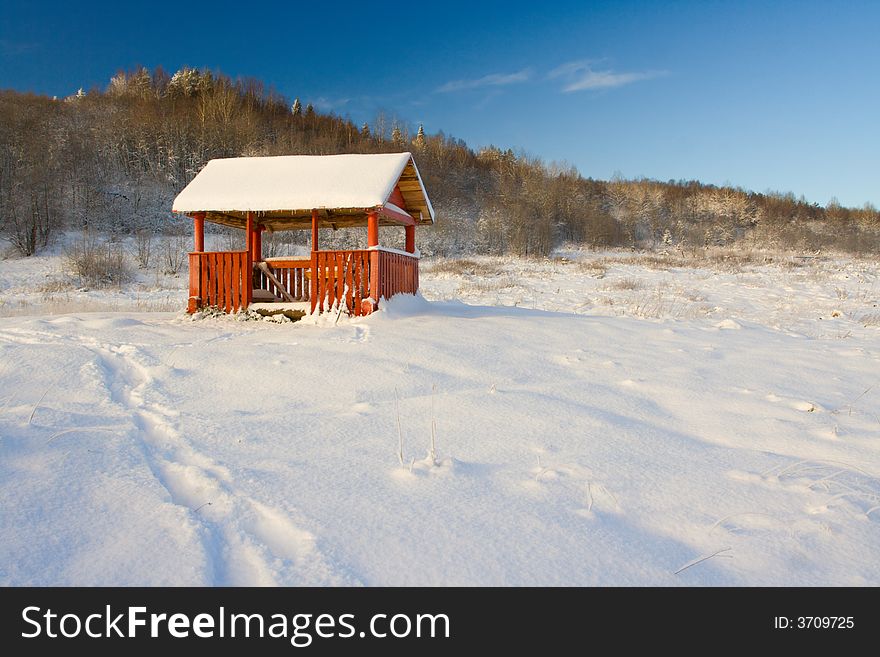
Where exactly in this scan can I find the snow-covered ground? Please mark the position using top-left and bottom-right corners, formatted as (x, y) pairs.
(1, 247), (879, 585)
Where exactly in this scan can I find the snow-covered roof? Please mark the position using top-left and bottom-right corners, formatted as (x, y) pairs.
(172, 152), (434, 230)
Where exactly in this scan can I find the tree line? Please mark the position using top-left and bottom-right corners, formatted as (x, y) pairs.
(2, 66), (878, 257)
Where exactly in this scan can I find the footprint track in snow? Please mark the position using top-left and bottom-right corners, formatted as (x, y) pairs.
(89, 341), (355, 585)
(351, 325), (370, 343)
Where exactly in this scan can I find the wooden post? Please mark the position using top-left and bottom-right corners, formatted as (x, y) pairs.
(310, 251), (318, 314)
(311, 209), (319, 252)
(405, 225), (415, 254)
(310, 209), (319, 314)
(188, 213), (204, 313)
(254, 224), (263, 263)
(244, 212), (254, 307)
(367, 210), (379, 247)
(193, 212), (205, 252)
(187, 253), (199, 313)
(246, 211), (254, 255)
(362, 209), (380, 314)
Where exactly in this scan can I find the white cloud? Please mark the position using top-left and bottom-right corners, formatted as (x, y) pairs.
(436, 68), (533, 93)
(547, 60), (595, 79)
(548, 60), (666, 92)
(312, 97), (351, 111)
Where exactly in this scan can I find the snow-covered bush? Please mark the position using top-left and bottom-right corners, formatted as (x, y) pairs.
(65, 232), (132, 288)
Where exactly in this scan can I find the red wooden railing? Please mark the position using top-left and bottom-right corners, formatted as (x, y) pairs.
(188, 248), (419, 316)
(188, 251), (251, 313)
(255, 258), (311, 302)
(310, 248), (419, 316)
(376, 249), (419, 299)
(311, 250), (373, 316)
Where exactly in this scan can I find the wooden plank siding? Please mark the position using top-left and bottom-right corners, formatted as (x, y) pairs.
(309, 249), (419, 317)
(313, 250), (372, 316)
(376, 251), (418, 299)
(187, 251), (250, 313)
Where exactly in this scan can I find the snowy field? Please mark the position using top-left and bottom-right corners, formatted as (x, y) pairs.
(1, 247), (879, 585)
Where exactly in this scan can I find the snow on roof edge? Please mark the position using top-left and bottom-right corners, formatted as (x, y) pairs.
(376, 154), (411, 215)
(171, 152), (428, 216)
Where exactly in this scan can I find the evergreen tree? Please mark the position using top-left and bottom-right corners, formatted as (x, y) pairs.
(291, 98), (302, 116)
(168, 67), (201, 97)
(413, 123), (426, 149)
(360, 122), (370, 138)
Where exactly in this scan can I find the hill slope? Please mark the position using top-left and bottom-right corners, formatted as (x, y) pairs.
(2, 67), (878, 259)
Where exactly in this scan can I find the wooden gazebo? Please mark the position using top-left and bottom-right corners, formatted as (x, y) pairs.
(172, 152), (434, 316)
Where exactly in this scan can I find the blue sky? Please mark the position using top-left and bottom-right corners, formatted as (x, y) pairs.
(2, 0), (877, 207)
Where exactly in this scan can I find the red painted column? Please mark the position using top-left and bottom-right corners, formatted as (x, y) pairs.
(310, 210), (319, 314)
(193, 212), (205, 252)
(311, 209), (319, 252)
(405, 225), (415, 253)
(254, 224), (263, 262)
(367, 210), (379, 247)
(244, 212), (254, 307)
(187, 253), (199, 313)
(245, 212), (254, 254)
(364, 210), (380, 315)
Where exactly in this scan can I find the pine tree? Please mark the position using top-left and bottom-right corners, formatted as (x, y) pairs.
(291, 98), (302, 116)
(168, 67), (200, 97)
(360, 122), (370, 138)
(305, 103), (315, 117)
(413, 123), (426, 149)
(391, 125), (402, 145)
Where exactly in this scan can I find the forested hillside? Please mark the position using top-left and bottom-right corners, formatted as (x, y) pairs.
(2, 66), (878, 258)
